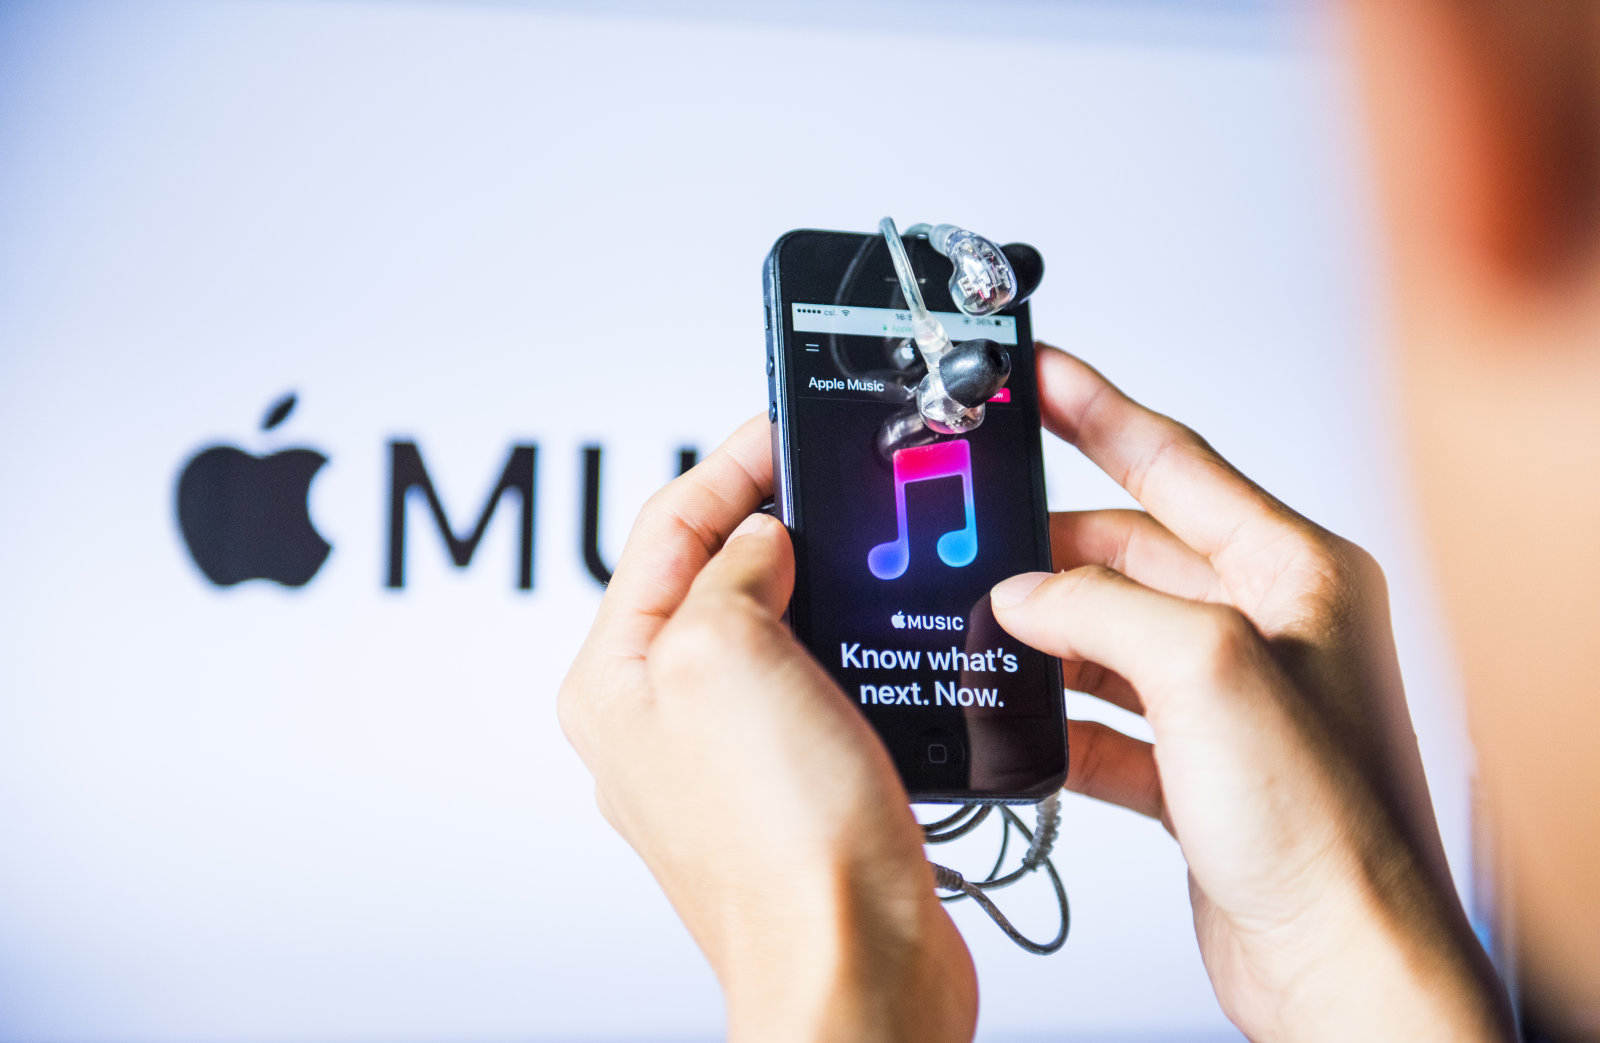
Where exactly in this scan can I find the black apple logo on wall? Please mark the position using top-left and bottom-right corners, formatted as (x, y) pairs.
(176, 393), (331, 587)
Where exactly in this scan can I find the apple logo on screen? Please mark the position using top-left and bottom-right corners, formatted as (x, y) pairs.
(891, 611), (907, 629)
(176, 392), (331, 587)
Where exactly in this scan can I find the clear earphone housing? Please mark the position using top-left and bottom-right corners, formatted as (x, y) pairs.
(916, 374), (986, 434)
(928, 224), (1018, 317)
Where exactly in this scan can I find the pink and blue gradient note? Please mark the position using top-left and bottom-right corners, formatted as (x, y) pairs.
(867, 439), (978, 580)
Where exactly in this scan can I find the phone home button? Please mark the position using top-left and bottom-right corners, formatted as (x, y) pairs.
(918, 727), (966, 769)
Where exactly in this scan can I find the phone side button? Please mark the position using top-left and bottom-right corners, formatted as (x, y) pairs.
(769, 402), (777, 423)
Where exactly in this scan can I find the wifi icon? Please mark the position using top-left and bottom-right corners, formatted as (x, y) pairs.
(842, 309), (850, 316)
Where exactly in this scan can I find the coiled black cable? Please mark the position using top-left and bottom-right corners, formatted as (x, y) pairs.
(923, 792), (1070, 955)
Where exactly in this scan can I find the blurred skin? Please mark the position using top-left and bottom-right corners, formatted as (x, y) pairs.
(1349, 1), (1600, 1034)
(561, 2), (1600, 1039)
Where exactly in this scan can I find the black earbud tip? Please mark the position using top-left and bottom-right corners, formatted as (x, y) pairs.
(1001, 243), (1044, 305)
(940, 339), (1012, 409)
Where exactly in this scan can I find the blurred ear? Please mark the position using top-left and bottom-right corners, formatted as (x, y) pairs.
(1351, 0), (1600, 295)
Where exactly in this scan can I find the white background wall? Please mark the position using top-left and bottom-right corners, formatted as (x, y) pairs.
(0, 1), (1472, 1039)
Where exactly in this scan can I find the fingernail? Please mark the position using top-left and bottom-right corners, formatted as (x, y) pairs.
(727, 513), (767, 542)
(991, 572), (1050, 610)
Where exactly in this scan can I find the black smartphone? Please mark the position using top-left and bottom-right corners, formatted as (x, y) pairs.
(764, 228), (1067, 803)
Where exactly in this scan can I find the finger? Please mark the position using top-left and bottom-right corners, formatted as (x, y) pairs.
(1060, 658), (1145, 716)
(680, 512), (795, 621)
(1035, 343), (1303, 570)
(647, 518), (898, 784)
(595, 415), (773, 653)
(1065, 719), (1163, 821)
(1050, 509), (1220, 604)
(643, 512), (813, 727)
(992, 565), (1280, 728)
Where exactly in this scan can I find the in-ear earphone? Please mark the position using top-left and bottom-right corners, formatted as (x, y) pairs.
(904, 222), (1020, 316)
(880, 217), (1029, 435)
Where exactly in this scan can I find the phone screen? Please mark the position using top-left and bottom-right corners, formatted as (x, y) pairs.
(766, 230), (1067, 802)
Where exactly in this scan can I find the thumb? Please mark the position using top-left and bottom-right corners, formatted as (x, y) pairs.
(990, 564), (1271, 728)
(682, 511), (795, 620)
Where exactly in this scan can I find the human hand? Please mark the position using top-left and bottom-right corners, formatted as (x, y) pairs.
(990, 345), (1513, 1041)
(558, 417), (976, 1043)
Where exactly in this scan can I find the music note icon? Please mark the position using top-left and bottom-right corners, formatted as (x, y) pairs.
(867, 439), (978, 580)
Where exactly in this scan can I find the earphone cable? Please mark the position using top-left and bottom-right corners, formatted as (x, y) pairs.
(923, 791), (1070, 955)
